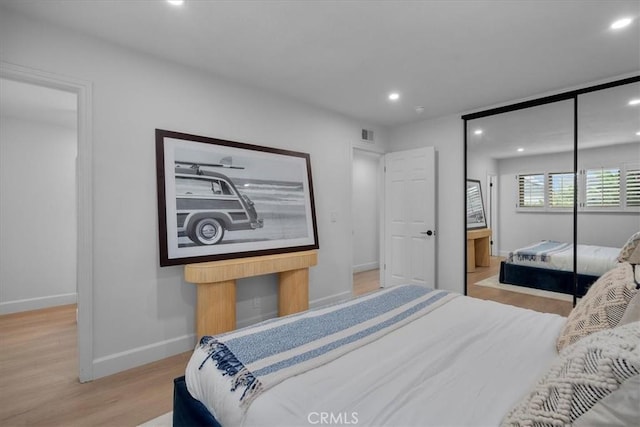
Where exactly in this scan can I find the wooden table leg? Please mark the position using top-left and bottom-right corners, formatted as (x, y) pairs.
(196, 280), (236, 338)
(278, 268), (309, 316)
(475, 236), (490, 267)
(467, 239), (476, 272)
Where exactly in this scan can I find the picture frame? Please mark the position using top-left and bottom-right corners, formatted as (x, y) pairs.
(155, 129), (319, 266)
(466, 179), (487, 229)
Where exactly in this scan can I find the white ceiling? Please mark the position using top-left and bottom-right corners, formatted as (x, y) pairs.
(1, 0), (639, 128)
(467, 81), (640, 159)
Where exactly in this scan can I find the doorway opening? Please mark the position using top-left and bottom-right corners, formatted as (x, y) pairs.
(1, 62), (93, 382)
(0, 78), (78, 314)
(351, 148), (382, 295)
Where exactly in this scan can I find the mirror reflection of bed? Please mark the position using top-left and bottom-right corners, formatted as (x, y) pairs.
(465, 79), (639, 317)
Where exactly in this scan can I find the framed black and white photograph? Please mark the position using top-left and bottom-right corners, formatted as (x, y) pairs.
(466, 179), (487, 229)
(155, 129), (319, 266)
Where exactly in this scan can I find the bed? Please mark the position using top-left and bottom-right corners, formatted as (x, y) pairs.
(499, 240), (621, 297)
(174, 276), (640, 427)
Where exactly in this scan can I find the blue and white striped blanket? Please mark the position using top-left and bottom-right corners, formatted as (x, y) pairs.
(194, 285), (457, 410)
(508, 240), (572, 263)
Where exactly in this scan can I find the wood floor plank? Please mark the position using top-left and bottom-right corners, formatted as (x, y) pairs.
(0, 304), (191, 426)
(466, 256), (572, 317)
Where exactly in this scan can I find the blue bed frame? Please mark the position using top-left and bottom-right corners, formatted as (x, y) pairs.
(499, 261), (597, 298)
(173, 376), (221, 427)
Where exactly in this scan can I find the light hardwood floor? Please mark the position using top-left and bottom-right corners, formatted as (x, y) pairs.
(467, 256), (573, 317)
(352, 269), (381, 296)
(0, 304), (190, 426)
(0, 268), (567, 426)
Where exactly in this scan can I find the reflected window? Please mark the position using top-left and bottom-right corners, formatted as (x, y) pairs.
(585, 167), (620, 207)
(548, 172), (575, 208)
(626, 166), (640, 207)
(518, 173), (545, 207)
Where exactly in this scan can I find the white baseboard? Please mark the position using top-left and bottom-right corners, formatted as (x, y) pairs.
(352, 262), (379, 273)
(92, 333), (196, 380)
(310, 290), (352, 308)
(236, 290), (353, 328)
(0, 292), (77, 315)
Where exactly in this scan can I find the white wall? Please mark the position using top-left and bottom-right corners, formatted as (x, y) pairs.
(0, 8), (389, 378)
(0, 116), (77, 313)
(498, 150), (575, 254)
(467, 151), (497, 183)
(497, 142), (640, 254)
(577, 143), (640, 247)
(389, 114), (465, 294)
(352, 149), (381, 272)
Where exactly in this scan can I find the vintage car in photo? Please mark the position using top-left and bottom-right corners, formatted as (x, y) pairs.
(175, 162), (263, 245)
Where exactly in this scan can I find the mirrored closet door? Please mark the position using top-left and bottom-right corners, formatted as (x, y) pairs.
(464, 75), (639, 306)
(576, 81), (640, 291)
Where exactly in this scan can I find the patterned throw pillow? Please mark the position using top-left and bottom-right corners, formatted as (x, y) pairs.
(618, 231), (640, 263)
(628, 244), (640, 265)
(502, 321), (640, 427)
(556, 262), (637, 351)
(619, 291), (640, 326)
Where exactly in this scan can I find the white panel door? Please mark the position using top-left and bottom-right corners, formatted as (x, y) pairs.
(384, 147), (436, 288)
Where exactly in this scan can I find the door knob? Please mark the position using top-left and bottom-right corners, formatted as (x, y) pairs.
(420, 230), (434, 236)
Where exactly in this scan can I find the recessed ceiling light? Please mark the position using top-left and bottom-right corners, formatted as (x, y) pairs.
(167, 0), (184, 6)
(388, 92), (400, 101)
(628, 98), (640, 106)
(474, 129), (483, 135)
(611, 17), (633, 30)
(517, 148), (524, 152)
(636, 131), (640, 136)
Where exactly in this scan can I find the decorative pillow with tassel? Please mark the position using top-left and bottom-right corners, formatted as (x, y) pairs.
(556, 262), (637, 352)
(618, 231), (640, 263)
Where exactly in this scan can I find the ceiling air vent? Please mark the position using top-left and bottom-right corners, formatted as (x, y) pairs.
(361, 128), (374, 143)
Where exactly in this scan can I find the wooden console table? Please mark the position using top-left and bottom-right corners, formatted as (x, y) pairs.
(467, 228), (491, 272)
(184, 250), (317, 338)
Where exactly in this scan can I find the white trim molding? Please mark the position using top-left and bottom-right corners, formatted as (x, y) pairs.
(0, 293), (78, 315)
(1, 61), (94, 382)
(93, 334), (196, 379)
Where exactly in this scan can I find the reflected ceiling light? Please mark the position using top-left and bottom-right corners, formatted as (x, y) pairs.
(167, 0), (184, 6)
(517, 148), (524, 152)
(474, 129), (483, 135)
(628, 98), (640, 106)
(636, 131), (640, 136)
(388, 92), (400, 101)
(611, 17), (633, 30)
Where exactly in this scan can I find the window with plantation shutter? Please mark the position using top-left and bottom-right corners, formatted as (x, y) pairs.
(626, 166), (640, 208)
(518, 173), (544, 208)
(548, 172), (574, 208)
(585, 167), (620, 208)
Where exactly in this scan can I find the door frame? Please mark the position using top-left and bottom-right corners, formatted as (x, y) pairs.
(486, 173), (498, 256)
(1, 62), (94, 382)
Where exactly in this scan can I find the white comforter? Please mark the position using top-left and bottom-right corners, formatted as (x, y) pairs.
(508, 243), (619, 276)
(187, 294), (566, 427)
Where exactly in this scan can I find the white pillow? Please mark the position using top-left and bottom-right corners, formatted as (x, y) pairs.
(619, 291), (640, 326)
(502, 321), (640, 427)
